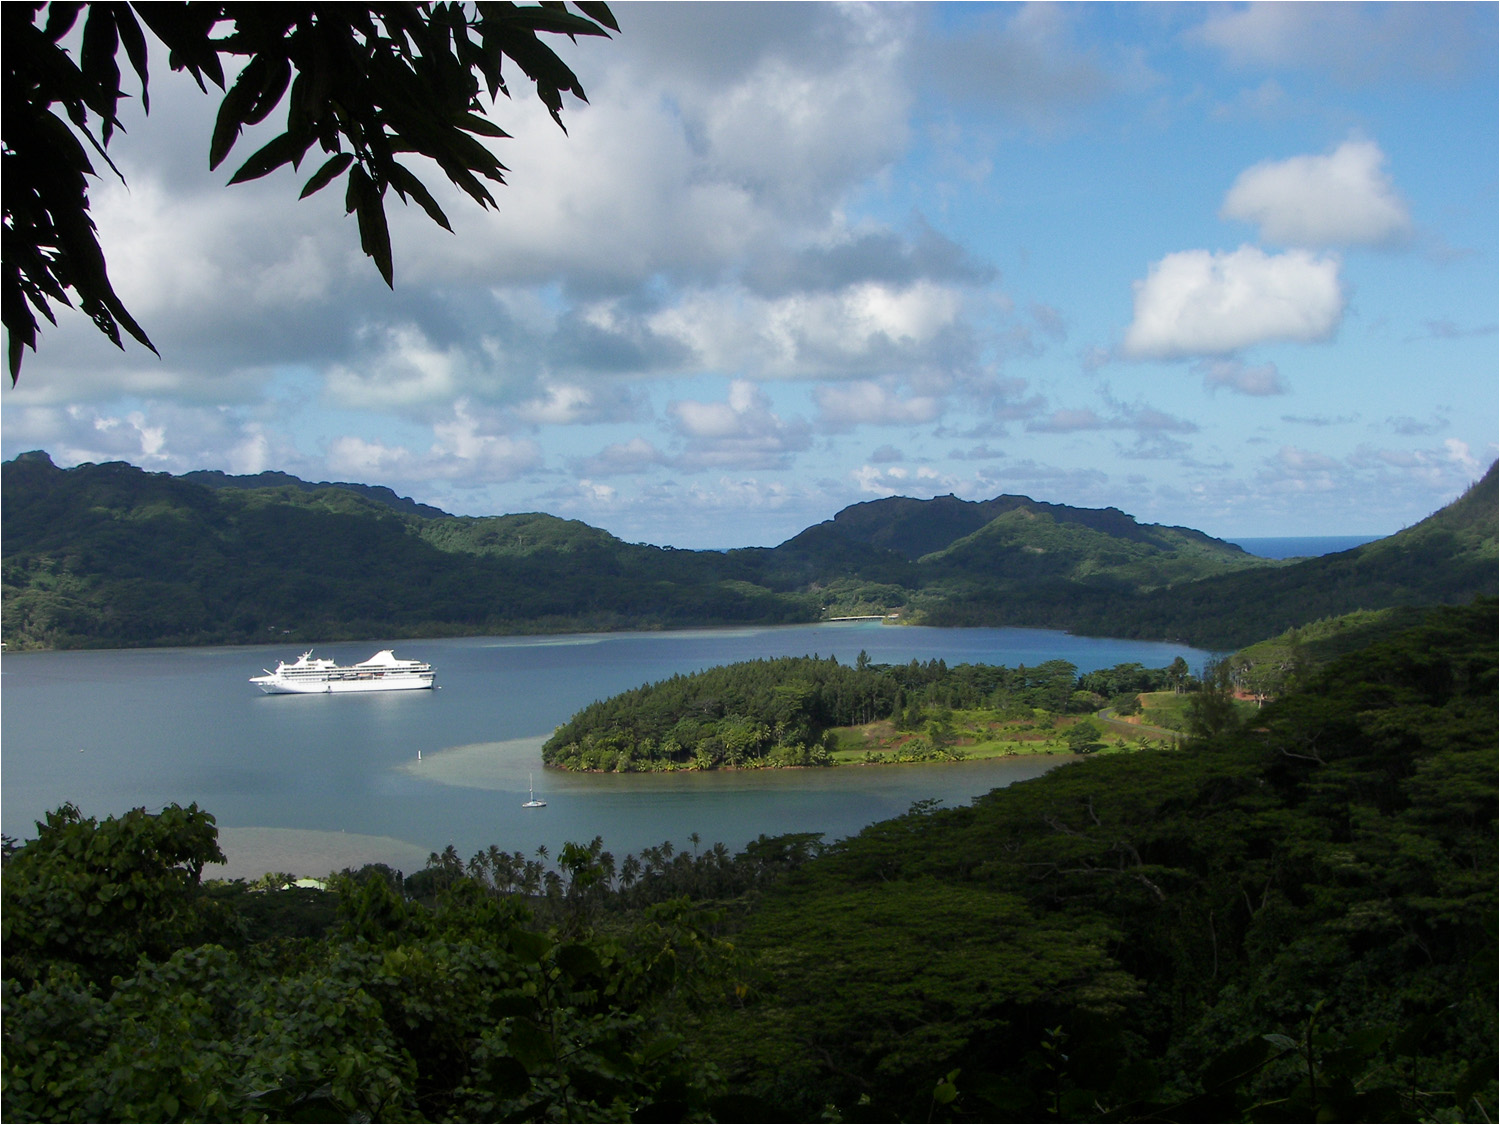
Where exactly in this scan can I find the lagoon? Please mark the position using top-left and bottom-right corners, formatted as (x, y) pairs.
(1, 622), (1210, 879)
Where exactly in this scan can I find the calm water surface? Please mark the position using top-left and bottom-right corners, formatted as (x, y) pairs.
(2, 623), (1209, 877)
(1229, 535), (1380, 559)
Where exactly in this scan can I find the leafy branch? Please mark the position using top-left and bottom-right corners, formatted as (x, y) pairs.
(1, 1), (617, 381)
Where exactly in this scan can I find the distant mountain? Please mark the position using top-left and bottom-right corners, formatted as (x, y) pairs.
(181, 465), (452, 521)
(919, 463), (1498, 648)
(793, 491), (1246, 561)
(0, 452), (805, 649)
(754, 491), (1261, 597)
(2, 451), (1492, 651)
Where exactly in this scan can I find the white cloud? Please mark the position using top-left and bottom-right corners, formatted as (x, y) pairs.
(853, 463), (945, 497)
(813, 381), (943, 427)
(429, 401), (544, 480)
(327, 436), (417, 479)
(1122, 245), (1344, 359)
(576, 437), (668, 477)
(1443, 438), (1481, 474)
(2, 402), (300, 475)
(696, 40), (911, 215)
(328, 400), (544, 485)
(1273, 444), (1339, 473)
(512, 383), (641, 426)
(391, 5), (914, 286)
(650, 280), (969, 380)
(1199, 358), (1288, 396)
(668, 380), (811, 471)
(1190, 3), (1492, 84)
(325, 326), (471, 409)
(1221, 139), (1411, 248)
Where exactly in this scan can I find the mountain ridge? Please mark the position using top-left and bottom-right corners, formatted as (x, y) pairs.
(3, 451), (1492, 651)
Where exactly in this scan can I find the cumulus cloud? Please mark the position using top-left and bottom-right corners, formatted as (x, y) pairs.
(741, 222), (996, 297)
(3, 401), (301, 475)
(853, 463), (946, 497)
(574, 437), (669, 477)
(1221, 139), (1411, 248)
(1199, 358), (1288, 396)
(1189, 3), (1492, 84)
(649, 280), (973, 381)
(1273, 444), (1339, 474)
(1121, 245), (1344, 359)
(328, 400), (544, 485)
(325, 326), (475, 410)
(813, 381), (943, 428)
(668, 380), (811, 471)
(511, 383), (644, 426)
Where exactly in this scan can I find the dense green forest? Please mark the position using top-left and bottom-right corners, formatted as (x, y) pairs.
(4, 600), (1494, 1121)
(541, 653), (1194, 771)
(5, 451), (1493, 651)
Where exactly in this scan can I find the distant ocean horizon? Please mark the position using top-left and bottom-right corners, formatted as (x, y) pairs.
(1229, 535), (1382, 560)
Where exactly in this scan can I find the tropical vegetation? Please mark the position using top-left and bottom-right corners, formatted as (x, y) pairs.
(4, 451), (1494, 651)
(3, 599), (1494, 1121)
(541, 653), (1201, 771)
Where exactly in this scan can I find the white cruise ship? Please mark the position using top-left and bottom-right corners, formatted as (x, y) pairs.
(250, 650), (435, 694)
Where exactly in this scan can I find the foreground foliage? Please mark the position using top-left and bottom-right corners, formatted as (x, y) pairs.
(2, 600), (1494, 1121)
(4, 2), (616, 378)
(702, 599), (1498, 1121)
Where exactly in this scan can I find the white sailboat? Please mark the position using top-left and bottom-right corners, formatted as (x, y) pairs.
(522, 774), (547, 808)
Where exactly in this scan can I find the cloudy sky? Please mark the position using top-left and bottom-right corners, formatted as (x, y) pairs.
(5, 2), (1496, 547)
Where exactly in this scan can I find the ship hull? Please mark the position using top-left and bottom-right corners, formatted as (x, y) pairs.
(253, 675), (433, 694)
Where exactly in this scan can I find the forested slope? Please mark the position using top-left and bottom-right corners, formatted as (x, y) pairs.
(700, 597), (1499, 1120)
(3, 600), (1493, 1121)
(3, 450), (1492, 651)
(0, 452), (811, 647)
(919, 463), (1498, 647)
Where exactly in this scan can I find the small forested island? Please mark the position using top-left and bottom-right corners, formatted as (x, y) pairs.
(3, 599), (1494, 1121)
(542, 653), (1206, 771)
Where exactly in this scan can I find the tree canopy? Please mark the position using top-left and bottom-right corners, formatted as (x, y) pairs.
(1, 1), (617, 381)
(2, 600), (1494, 1120)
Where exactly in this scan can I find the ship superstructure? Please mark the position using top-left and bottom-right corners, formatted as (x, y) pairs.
(251, 650), (435, 694)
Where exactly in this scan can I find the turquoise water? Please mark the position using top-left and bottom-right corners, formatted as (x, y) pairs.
(1, 623), (1209, 878)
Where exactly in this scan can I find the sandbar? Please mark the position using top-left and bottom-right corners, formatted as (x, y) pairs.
(212, 826), (432, 881)
(395, 736), (548, 791)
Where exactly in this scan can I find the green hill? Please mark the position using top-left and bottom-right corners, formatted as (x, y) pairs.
(918, 504), (1265, 589)
(3, 451), (1493, 650)
(0, 453), (809, 648)
(1057, 462), (1499, 647)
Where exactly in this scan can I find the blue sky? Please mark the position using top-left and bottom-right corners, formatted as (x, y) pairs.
(4, 2), (1495, 547)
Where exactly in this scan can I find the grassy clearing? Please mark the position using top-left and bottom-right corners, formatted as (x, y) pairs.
(1136, 690), (1258, 734)
(826, 709), (1160, 765)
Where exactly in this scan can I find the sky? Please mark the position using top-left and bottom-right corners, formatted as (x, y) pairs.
(4, 2), (1496, 548)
